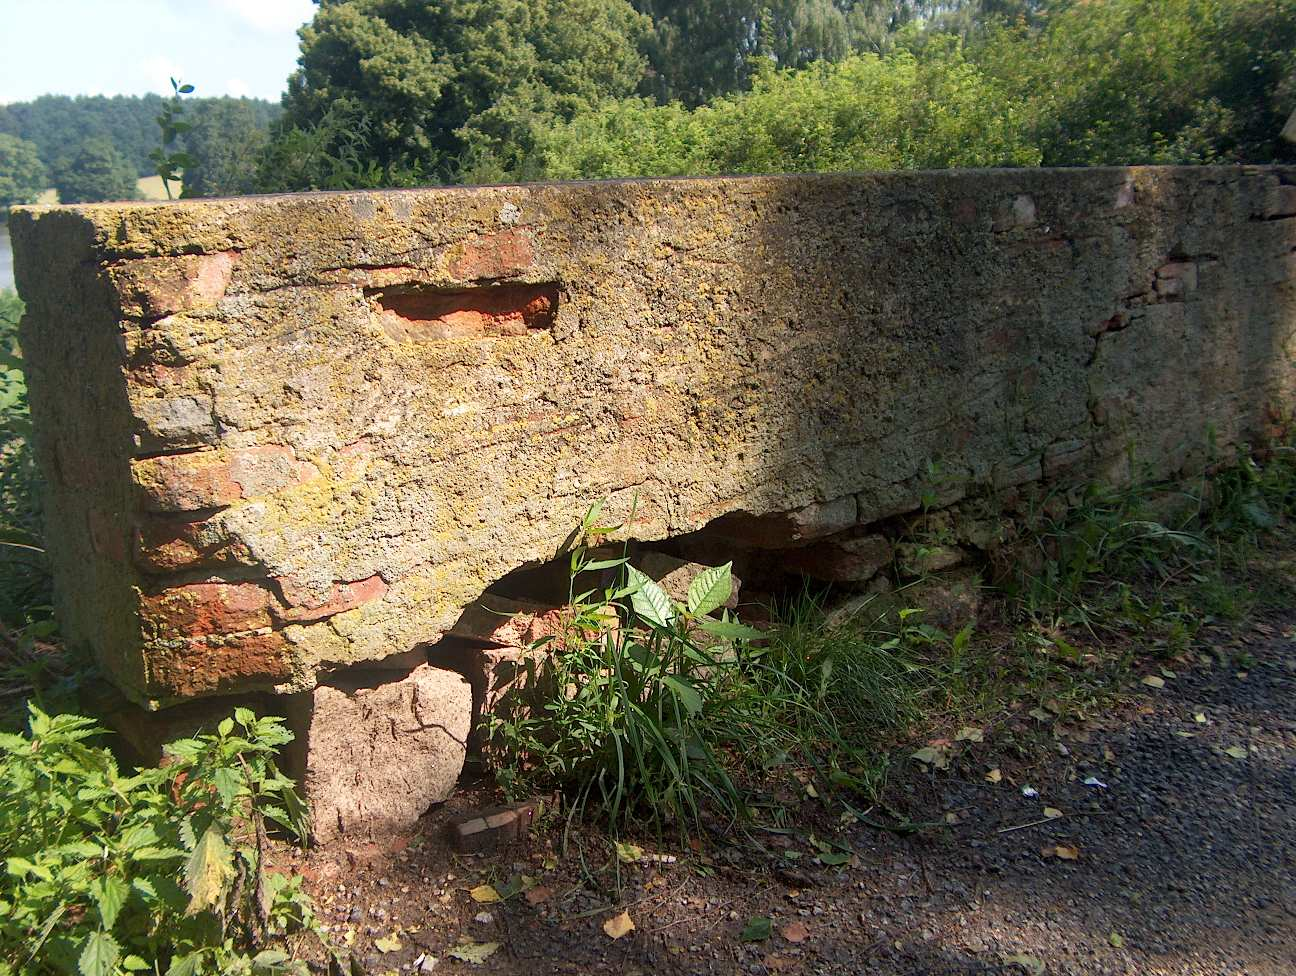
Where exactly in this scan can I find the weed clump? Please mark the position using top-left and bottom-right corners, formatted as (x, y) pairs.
(0, 706), (318, 976)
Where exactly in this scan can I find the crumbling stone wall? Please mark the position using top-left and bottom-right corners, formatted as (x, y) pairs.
(10, 167), (1296, 711)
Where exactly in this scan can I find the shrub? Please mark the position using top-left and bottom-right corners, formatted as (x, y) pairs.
(0, 289), (50, 628)
(0, 706), (315, 976)
(531, 39), (1041, 180)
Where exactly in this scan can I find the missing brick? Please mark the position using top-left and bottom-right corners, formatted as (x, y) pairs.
(369, 283), (560, 341)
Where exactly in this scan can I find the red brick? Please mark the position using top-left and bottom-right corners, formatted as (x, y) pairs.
(110, 251), (238, 318)
(133, 446), (312, 513)
(448, 229), (534, 281)
(140, 581), (276, 638)
(148, 631), (294, 699)
(272, 574), (389, 624)
(134, 515), (256, 572)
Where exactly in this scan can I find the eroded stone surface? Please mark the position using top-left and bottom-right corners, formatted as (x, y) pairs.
(286, 663), (472, 843)
(9, 168), (1296, 704)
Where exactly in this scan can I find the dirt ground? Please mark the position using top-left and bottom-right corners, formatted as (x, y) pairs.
(285, 610), (1296, 976)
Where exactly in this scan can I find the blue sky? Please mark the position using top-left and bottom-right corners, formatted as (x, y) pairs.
(0, 0), (316, 104)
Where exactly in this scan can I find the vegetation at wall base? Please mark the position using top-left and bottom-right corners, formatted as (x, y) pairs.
(0, 707), (319, 976)
(488, 443), (1296, 840)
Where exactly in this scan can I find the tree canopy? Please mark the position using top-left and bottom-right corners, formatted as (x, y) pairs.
(0, 134), (47, 209)
(279, 0), (651, 183)
(52, 139), (139, 204)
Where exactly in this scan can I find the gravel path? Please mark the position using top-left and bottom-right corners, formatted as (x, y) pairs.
(302, 612), (1296, 975)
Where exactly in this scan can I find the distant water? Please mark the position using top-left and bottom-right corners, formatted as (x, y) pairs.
(0, 224), (13, 292)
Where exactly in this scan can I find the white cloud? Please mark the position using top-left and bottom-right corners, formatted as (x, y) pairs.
(226, 78), (252, 97)
(215, 0), (315, 34)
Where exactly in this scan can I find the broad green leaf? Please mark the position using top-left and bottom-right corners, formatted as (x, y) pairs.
(661, 675), (703, 717)
(183, 825), (235, 915)
(123, 956), (151, 971)
(695, 616), (765, 640)
(212, 767), (241, 807)
(627, 566), (675, 629)
(90, 876), (129, 930)
(165, 950), (202, 976)
(687, 562), (733, 616)
(217, 717), (234, 737)
(77, 931), (119, 976)
(252, 950), (289, 970)
(740, 916), (772, 942)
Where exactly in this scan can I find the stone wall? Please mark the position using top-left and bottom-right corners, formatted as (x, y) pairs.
(10, 167), (1296, 709)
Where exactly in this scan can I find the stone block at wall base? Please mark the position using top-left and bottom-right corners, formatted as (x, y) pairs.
(286, 663), (472, 844)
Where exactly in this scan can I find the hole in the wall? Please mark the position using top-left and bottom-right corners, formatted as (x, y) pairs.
(368, 283), (560, 341)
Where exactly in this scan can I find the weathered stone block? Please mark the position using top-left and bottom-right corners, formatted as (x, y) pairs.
(8, 167), (1295, 707)
(286, 664), (472, 843)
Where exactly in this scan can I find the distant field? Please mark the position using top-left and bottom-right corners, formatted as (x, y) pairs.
(32, 174), (181, 206)
(137, 175), (179, 200)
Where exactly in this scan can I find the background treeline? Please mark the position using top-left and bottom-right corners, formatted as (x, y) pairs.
(2, 0), (1294, 206)
(0, 94), (280, 204)
(264, 0), (1296, 190)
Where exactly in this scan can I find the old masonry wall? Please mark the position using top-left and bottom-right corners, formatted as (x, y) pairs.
(10, 167), (1296, 838)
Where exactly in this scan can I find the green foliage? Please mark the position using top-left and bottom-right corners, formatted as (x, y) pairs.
(487, 506), (759, 831)
(975, 0), (1296, 165)
(0, 135), (47, 209)
(532, 40), (1040, 179)
(51, 140), (139, 205)
(150, 79), (197, 201)
(0, 706), (315, 976)
(0, 94), (280, 182)
(488, 506), (931, 830)
(272, 0), (651, 187)
(0, 289), (50, 630)
(179, 100), (271, 199)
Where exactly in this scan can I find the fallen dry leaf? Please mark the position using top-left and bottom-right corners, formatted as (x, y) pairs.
(614, 841), (643, 863)
(1051, 844), (1080, 860)
(1043, 807), (1063, 819)
(373, 934), (401, 953)
(1194, 712), (1207, 724)
(781, 921), (810, 944)
(525, 885), (553, 906)
(911, 745), (950, 770)
(1109, 931), (1125, 948)
(1225, 745), (1249, 759)
(469, 884), (501, 904)
(955, 726), (984, 743)
(1141, 675), (1165, 689)
(447, 942), (501, 964)
(603, 911), (635, 940)
(985, 768), (1003, 784)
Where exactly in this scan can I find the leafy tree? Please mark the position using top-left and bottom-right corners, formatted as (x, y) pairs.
(974, 0), (1296, 165)
(532, 39), (1041, 179)
(0, 94), (280, 180)
(52, 139), (139, 204)
(0, 135), (47, 209)
(277, 0), (651, 184)
(633, 0), (853, 104)
(181, 99), (271, 198)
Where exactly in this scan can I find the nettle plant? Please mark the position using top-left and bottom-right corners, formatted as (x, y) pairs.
(0, 707), (316, 976)
(487, 505), (763, 833)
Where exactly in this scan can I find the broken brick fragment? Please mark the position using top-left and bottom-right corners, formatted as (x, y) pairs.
(448, 798), (544, 853)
